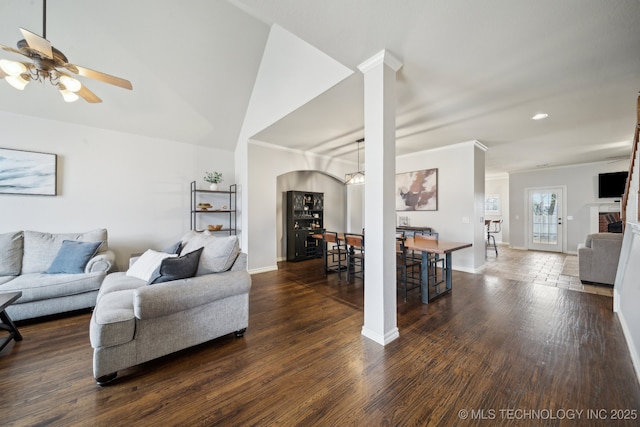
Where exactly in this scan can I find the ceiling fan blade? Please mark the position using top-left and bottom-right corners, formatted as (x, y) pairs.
(19, 28), (53, 59)
(0, 68), (8, 78)
(76, 85), (102, 103)
(67, 64), (132, 90)
(0, 43), (26, 57)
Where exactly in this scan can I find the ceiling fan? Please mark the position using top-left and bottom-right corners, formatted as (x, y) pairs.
(0, 0), (132, 103)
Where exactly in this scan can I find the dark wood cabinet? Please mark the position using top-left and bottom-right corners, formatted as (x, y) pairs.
(286, 191), (324, 261)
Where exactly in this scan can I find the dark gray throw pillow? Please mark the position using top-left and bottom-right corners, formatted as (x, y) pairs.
(147, 247), (204, 285)
(46, 240), (102, 274)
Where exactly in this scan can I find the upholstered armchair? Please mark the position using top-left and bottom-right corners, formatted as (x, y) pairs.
(577, 232), (623, 286)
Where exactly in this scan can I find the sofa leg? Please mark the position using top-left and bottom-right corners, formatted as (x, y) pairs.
(96, 372), (117, 386)
(235, 328), (247, 338)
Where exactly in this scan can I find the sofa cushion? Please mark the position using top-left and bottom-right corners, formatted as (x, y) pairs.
(126, 249), (177, 282)
(0, 272), (105, 303)
(0, 231), (23, 276)
(180, 234), (240, 274)
(22, 229), (108, 274)
(45, 240), (102, 274)
(0, 276), (15, 286)
(148, 247), (204, 285)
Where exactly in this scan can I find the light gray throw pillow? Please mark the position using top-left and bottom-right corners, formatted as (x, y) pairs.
(180, 233), (239, 274)
(0, 231), (23, 276)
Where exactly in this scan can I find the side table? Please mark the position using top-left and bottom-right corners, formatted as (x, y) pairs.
(0, 291), (23, 352)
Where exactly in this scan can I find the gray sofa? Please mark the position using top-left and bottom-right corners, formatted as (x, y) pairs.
(577, 232), (623, 286)
(0, 229), (116, 321)
(90, 232), (251, 385)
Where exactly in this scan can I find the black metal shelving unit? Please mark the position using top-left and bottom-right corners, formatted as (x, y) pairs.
(190, 181), (237, 235)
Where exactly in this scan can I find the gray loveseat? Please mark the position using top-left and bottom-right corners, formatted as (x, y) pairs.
(90, 232), (251, 385)
(0, 229), (116, 321)
(577, 232), (623, 286)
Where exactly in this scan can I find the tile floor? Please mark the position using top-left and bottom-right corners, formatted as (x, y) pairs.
(483, 244), (613, 297)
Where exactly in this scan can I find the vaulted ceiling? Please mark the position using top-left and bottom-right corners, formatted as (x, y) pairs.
(1, 0), (639, 177)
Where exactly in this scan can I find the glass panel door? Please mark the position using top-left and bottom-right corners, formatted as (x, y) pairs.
(528, 187), (563, 252)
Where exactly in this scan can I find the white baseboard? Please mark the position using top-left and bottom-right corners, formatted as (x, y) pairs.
(249, 265), (278, 274)
(361, 326), (399, 345)
(614, 306), (640, 386)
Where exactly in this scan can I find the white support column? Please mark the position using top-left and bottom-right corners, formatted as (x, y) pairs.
(358, 50), (402, 345)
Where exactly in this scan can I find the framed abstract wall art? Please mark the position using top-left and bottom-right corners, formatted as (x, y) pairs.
(0, 148), (57, 196)
(396, 168), (437, 211)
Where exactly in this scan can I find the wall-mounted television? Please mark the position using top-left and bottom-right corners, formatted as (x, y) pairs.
(598, 171), (628, 198)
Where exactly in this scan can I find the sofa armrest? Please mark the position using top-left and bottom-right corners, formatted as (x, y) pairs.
(85, 249), (117, 274)
(133, 270), (251, 319)
(577, 243), (593, 278)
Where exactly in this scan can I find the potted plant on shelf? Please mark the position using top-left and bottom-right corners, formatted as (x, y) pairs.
(204, 171), (223, 190)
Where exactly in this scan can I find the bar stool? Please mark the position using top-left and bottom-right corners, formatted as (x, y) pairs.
(322, 231), (347, 279)
(487, 219), (502, 256)
(396, 236), (421, 301)
(345, 233), (364, 283)
(414, 233), (445, 293)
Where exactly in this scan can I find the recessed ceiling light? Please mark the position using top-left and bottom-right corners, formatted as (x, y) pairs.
(532, 113), (549, 120)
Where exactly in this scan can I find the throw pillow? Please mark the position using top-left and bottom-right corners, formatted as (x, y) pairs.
(162, 240), (183, 255)
(45, 240), (103, 274)
(180, 234), (239, 275)
(126, 249), (177, 282)
(148, 247), (204, 285)
(0, 231), (23, 276)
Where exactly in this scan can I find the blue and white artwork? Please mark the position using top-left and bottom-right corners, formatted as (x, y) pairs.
(0, 148), (57, 196)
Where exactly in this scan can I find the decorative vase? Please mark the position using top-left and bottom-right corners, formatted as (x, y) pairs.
(209, 183), (218, 191)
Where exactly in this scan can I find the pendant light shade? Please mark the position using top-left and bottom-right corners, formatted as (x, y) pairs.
(345, 138), (365, 185)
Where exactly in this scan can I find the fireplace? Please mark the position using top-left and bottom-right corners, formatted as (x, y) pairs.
(599, 212), (622, 233)
(589, 203), (621, 234)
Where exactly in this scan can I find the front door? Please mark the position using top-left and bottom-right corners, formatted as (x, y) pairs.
(527, 187), (564, 252)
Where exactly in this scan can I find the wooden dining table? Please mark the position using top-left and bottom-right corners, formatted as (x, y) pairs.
(404, 237), (472, 304)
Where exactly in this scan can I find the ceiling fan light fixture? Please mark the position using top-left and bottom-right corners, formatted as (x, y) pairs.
(5, 74), (30, 90)
(59, 75), (81, 92)
(0, 59), (27, 76)
(59, 88), (79, 102)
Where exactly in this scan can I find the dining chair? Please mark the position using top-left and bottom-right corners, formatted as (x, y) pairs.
(322, 231), (347, 279)
(414, 233), (445, 293)
(344, 233), (364, 284)
(409, 230), (438, 261)
(487, 219), (502, 256)
(396, 236), (421, 301)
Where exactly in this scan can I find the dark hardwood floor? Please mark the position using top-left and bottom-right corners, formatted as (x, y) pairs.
(1, 247), (639, 426)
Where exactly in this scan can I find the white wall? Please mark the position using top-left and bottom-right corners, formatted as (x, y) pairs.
(234, 24), (353, 257)
(509, 159), (629, 252)
(0, 112), (234, 270)
(396, 141), (485, 271)
(246, 141), (353, 272)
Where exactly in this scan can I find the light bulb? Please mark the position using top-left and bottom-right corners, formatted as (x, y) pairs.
(0, 59), (27, 76)
(60, 88), (79, 102)
(5, 74), (29, 90)
(59, 75), (81, 92)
